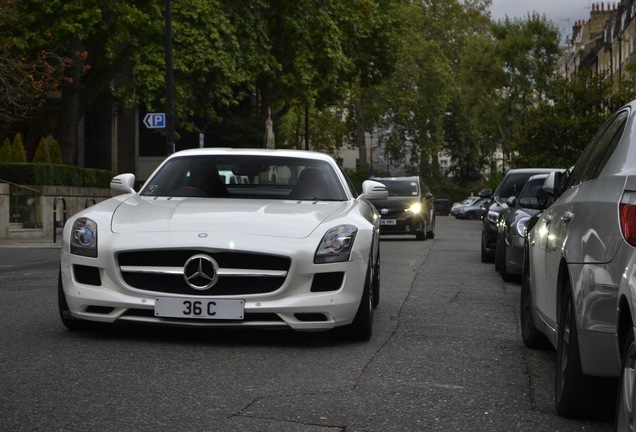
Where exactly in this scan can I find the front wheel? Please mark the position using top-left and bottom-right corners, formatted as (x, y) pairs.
(58, 270), (90, 331)
(519, 255), (551, 350)
(332, 256), (374, 341)
(617, 327), (636, 431)
(481, 234), (494, 263)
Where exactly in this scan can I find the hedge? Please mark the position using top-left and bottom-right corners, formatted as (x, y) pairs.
(0, 163), (115, 188)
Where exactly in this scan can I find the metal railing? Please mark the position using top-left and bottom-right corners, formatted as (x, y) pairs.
(0, 179), (41, 229)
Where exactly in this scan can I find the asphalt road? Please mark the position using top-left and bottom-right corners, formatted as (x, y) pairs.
(0, 217), (614, 431)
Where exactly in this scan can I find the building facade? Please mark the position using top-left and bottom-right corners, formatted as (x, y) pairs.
(558, 1), (636, 85)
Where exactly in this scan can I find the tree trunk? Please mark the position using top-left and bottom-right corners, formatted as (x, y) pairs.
(57, 67), (83, 165)
(355, 99), (368, 170)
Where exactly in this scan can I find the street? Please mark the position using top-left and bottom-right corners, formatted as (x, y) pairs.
(0, 217), (613, 431)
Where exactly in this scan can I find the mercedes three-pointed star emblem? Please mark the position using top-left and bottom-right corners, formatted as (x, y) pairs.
(183, 254), (219, 290)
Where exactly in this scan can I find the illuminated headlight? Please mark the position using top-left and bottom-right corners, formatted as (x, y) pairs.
(70, 217), (98, 257)
(515, 217), (530, 237)
(487, 210), (499, 223)
(315, 225), (357, 264)
(406, 203), (422, 214)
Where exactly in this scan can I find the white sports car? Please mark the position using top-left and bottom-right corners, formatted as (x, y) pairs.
(58, 148), (388, 340)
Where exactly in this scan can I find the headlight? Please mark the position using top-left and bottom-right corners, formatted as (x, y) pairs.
(487, 210), (499, 223)
(70, 217), (98, 257)
(315, 225), (357, 264)
(515, 217), (530, 237)
(406, 202), (422, 214)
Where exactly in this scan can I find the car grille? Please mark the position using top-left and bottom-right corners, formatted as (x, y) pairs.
(118, 250), (291, 296)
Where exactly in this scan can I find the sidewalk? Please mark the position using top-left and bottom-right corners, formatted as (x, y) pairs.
(0, 234), (62, 249)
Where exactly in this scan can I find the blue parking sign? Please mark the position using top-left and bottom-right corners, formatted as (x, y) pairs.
(143, 113), (166, 129)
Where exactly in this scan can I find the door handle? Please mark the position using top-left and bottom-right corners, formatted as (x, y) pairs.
(563, 211), (574, 223)
(544, 215), (553, 224)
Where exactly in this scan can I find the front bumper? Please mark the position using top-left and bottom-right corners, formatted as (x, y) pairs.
(60, 232), (369, 332)
(379, 214), (421, 235)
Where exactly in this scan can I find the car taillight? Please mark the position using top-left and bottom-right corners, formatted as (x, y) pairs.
(620, 192), (636, 247)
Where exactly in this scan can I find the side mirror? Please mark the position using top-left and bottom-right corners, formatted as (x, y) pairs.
(360, 180), (389, 200)
(506, 196), (517, 207)
(111, 173), (136, 194)
(543, 171), (562, 197)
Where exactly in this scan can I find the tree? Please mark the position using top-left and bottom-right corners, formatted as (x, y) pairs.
(0, 137), (11, 162)
(0, 0), (75, 129)
(32, 137), (51, 163)
(517, 70), (635, 168)
(490, 14), (561, 163)
(11, 133), (27, 162)
(49, 139), (63, 164)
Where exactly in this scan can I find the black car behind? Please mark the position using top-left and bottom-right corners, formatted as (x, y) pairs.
(368, 176), (435, 240)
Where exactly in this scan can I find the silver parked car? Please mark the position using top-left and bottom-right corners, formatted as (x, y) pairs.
(520, 101), (636, 420)
(454, 196), (489, 220)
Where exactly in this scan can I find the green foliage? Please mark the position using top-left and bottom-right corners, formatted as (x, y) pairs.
(0, 163), (114, 187)
(11, 134), (27, 163)
(0, 137), (11, 162)
(517, 72), (621, 168)
(32, 138), (51, 163)
(48, 140), (63, 164)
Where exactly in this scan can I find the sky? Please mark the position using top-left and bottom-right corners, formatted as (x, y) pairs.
(490, 0), (594, 43)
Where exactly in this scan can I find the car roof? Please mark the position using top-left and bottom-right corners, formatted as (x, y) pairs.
(503, 168), (561, 174)
(372, 176), (420, 181)
(167, 148), (337, 163)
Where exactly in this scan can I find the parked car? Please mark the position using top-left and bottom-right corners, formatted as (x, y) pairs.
(480, 168), (559, 263)
(58, 148), (390, 341)
(450, 196), (481, 217)
(434, 198), (450, 216)
(368, 176), (435, 240)
(520, 101), (636, 420)
(454, 197), (489, 220)
(494, 172), (562, 282)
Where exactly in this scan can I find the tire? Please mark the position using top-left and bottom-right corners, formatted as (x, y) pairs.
(372, 245), (380, 308)
(332, 255), (374, 341)
(58, 269), (90, 331)
(427, 217), (435, 239)
(494, 232), (503, 272)
(497, 238), (517, 282)
(554, 280), (614, 418)
(617, 327), (636, 431)
(415, 220), (426, 241)
(480, 234), (494, 263)
(520, 252), (551, 350)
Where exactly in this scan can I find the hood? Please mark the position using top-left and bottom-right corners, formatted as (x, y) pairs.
(110, 196), (346, 239)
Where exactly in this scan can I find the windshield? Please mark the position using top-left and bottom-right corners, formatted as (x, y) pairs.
(379, 180), (419, 197)
(139, 155), (347, 201)
(459, 196), (479, 205)
(498, 173), (535, 200)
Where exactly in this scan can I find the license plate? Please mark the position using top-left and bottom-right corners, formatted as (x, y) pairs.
(380, 219), (396, 225)
(155, 298), (244, 319)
